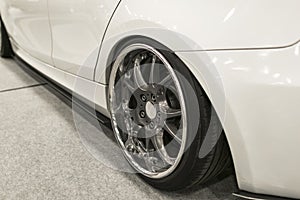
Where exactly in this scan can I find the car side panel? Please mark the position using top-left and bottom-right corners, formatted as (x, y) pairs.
(0, 0), (53, 65)
(176, 45), (300, 199)
(100, 0), (300, 52)
(95, 0), (300, 83)
(48, 0), (121, 80)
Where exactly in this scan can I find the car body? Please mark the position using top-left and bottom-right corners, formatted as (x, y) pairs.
(1, 0), (300, 199)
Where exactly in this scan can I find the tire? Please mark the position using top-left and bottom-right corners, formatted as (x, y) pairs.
(0, 17), (13, 58)
(108, 37), (231, 191)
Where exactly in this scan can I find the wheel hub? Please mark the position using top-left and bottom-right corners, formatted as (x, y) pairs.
(145, 101), (156, 120)
(130, 84), (165, 127)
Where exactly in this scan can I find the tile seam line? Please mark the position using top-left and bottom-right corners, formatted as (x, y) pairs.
(0, 83), (48, 93)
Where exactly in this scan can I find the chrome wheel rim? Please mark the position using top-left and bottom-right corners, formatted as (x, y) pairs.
(109, 44), (187, 179)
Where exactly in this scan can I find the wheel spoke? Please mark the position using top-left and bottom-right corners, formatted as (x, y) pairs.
(112, 90), (131, 114)
(145, 137), (151, 151)
(137, 128), (165, 172)
(112, 103), (124, 115)
(168, 85), (178, 97)
(134, 58), (147, 88)
(131, 123), (142, 135)
(152, 130), (176, 166)
(128, 129), (164, 173)
(149, 55), (157, 83)
(159, 74), (172, 86)
(143, 150), (162, 173)
(114, 104), (137, 135)
(163, 122), (182, 144)
(123, 76), (135, 93)
(162, 107), (182, 119)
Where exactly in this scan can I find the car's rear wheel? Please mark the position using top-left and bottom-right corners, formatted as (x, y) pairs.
(0, 17), (13, 58)
(108, 38), (231, 191)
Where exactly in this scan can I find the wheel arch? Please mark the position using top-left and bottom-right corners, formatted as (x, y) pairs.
(93, 7), (249, 186)
(100, 33), (239, 184)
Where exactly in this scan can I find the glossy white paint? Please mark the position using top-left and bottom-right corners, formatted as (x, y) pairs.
(177, 43), (300, 199)
(95, 0), (300, 83)
(1, 0), (300, 198)
(1, 0), (53, 65)
(48, 0), (120, 80)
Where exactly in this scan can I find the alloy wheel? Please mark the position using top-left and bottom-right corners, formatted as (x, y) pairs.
(109, 44), (187, 179)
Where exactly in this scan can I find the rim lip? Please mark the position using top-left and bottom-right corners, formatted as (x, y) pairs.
(108, 43), (188, 179)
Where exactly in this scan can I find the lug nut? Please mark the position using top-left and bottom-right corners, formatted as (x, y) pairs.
(140, 111), (146, 118)
(141, 95), (147, 102)
(151, 95), (156, 101)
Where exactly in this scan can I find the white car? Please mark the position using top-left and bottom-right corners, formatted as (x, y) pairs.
(1, 1), (300, 199)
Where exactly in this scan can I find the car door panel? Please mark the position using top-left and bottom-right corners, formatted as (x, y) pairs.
(48, 0), (121, 80)
(1, 0), (53, 65)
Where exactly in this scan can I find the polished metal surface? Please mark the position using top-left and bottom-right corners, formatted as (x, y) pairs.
(109, 44), (187, 179)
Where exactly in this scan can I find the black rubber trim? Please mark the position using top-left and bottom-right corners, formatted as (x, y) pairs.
(233, 190), (299, 200)
(0, 16), (13, 58)
(13, 55), (111, 128)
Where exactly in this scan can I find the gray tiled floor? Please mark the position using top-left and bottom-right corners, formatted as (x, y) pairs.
(0, 58), (40, 91)
(0, 58), (239, 200)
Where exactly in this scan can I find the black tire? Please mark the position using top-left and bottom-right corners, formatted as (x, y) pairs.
(109, 36), (232, 191)
(0, 17), (13, 58)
